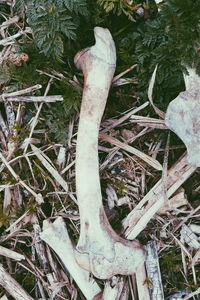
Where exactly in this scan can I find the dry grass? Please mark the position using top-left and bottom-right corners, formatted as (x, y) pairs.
(0, 25), (200, 300)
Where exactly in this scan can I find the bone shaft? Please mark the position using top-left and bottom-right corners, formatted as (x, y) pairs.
(76, 66), (114, 219)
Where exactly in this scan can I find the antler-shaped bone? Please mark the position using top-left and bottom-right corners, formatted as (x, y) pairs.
(165, 67), (200, 166)
(74, 27), (145, 279)
(40, 217), (101, 300)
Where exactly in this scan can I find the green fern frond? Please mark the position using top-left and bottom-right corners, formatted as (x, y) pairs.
(13, 0), (89, 61)
(62, 0), (89, 16)
(27, 4), (79, 60)
(45, 81), (81, 143)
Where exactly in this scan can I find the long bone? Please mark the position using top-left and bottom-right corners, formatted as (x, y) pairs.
(74, 27), (145, 279)
(165, 66), (200, 166)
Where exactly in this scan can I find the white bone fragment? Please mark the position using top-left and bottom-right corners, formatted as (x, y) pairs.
(165, 67), (200, 166)
(40, 217), (101, 300)
(74, 27), (145, 279)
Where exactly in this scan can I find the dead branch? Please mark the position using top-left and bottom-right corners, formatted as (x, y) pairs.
(123, 152), (196, 239)
(145, 241), (164, 300)
(0, 96), (63, 102)
(0, 264), (34, 300)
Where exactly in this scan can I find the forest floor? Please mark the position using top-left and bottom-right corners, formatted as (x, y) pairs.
(0, 4), (200, 300)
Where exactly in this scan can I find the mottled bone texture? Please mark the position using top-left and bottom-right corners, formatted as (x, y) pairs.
(165, 67), (200, 166)
(74, 27), (145, 279)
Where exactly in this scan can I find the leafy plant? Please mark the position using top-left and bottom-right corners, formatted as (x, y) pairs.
(13, 0), (90, 61)
(97, 0), (140, 21)
(117, 0), (200, 108)
(45, 81), (81, 143)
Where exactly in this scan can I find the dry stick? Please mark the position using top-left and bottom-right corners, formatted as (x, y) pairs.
(183, 287), (200, 300)
(0, 84), (42, 98)
(0, 96), (63, 102)
(31, 144), (68, 192)
(3, 185), (11, 212)
(148, 65), (165, 119)
(157, 188), (188, 215)
(0, 245), (25, 261)
(0, 17), (19, 39)
(135, 264), (151, 300)
(4, 97), (15, 129)
(0, 111), (9, 137)
(112, 77), (134, 87)
(0, 16), (19, 29)
(0, 264), (34, 300)
(74, 27), (145, 280)
(123, 152), (196, 240)
(5, 210), (30, 233)
(23, 78), (52, 154)
(112, 64), (137, 83)
(101, 101), (149, 133)
(120, 280), (130, 300)
(0, 27), (32, 46)
(145, 241), (164, 300)
(101, 276), (124, 299)
(4, 98), (16, 158)
(32, 216), (48, 269)
(173, 203), (200, 233)
(0, 152), (43, 204)
(130, 115), (167, 130)
(99, 132), (163, 171)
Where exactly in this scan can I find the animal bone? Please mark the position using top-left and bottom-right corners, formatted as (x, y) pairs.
(74, 27), (145, 279)
(40, 217), (101, 300)
(165, 67), (200, 166)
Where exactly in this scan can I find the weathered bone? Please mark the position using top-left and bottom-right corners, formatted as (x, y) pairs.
(165, 66), (200, 166)
(74, 27), (145, 279)
(40, 217), (101, 300)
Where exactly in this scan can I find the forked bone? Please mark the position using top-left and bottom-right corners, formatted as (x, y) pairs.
(165, 67), (200, 166)
(40, 217), (101, 300)
(74, 27), (145, 279)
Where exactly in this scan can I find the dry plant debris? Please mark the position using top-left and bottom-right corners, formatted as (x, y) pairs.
(0, 17), (200, 300)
